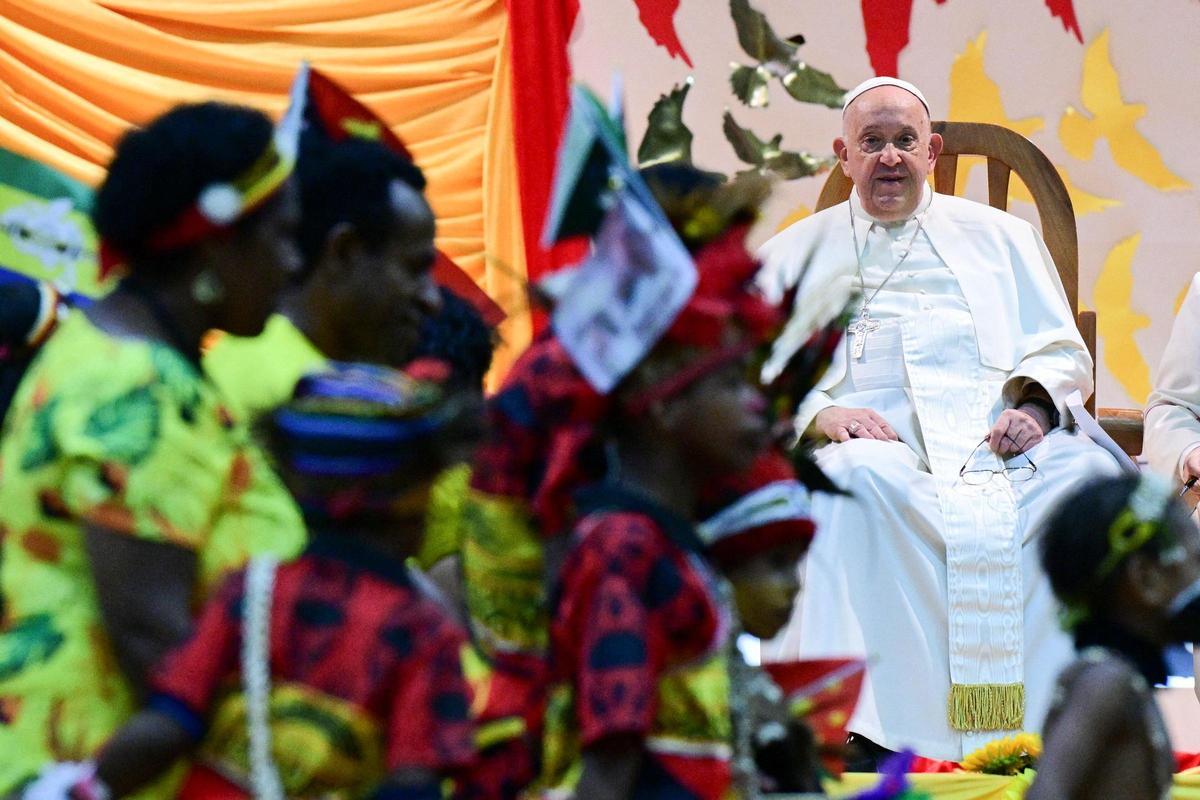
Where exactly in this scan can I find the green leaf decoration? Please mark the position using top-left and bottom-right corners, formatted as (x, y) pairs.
(782, 63), (849, 109)
(84, 385), (161, 466)
(637, 78), (695, 168)
(723, 110), (771, 165)
(729, 63), (772, 108)
(727, 0), (846, 108)
(766, 149), (837, 180)
(730, 0), (798, 63)
(0, 613), (65, 681)
(722, 112), (835, 180)
(20, 396), (61, 472)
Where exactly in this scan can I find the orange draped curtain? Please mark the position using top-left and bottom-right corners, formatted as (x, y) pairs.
(0, 0), (532, 371)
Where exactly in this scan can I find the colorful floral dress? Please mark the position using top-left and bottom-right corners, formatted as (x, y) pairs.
(0, 312), (305, 792)
(540, 484), (739, 799)
(149, 535), (476, 798)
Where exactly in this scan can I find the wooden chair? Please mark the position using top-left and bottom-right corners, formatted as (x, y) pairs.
(814, 120), (1143, 456)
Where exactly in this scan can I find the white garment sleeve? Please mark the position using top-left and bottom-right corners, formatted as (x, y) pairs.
(795, 389), (836, 438)
(1145, 273), (1200, 481)
(999, 229), (1093, 419)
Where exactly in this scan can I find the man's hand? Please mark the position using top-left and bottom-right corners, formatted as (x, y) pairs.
(1184, 447), (1200, 485)
(814, 407), (899, 443)
(988, 407), (1047, 456)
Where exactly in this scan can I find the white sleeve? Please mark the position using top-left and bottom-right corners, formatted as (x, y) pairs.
(1145, 274), (1200, 481)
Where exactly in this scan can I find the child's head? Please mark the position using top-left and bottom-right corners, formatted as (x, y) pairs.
(616, 340), (768, 479)
(1040, 473), (1200, 645)
(411, 286), (497, 394)
(266, 362), (463, 555)
(699, 451), (816, 638)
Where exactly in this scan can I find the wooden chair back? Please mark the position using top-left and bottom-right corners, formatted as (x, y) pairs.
(815, 120), (1101, 418)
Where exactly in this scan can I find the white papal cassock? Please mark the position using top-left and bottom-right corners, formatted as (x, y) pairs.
(758, 186), (1121, 760)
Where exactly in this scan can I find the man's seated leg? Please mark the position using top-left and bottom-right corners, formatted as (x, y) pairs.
(786, 438), (961, 759)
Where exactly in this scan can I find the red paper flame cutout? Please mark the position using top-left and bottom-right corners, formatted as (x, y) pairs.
(862, 0), (1081, 77)
(632, 0), (694, 67)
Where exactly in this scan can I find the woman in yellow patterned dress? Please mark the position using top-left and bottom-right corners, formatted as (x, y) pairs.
(0, 101), (307, 792)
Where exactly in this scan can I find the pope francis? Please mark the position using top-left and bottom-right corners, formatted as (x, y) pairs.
(758, 77), (1121, 761)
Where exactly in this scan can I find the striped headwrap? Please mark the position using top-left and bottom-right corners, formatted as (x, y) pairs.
(271, 361), (451, 519)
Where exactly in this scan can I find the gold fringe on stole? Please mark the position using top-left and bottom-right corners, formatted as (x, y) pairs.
(947, 683), (1025, 731)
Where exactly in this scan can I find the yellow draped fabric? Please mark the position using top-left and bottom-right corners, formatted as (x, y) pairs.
(822, 770), (1200, 799)
(0, 0), (531, 369)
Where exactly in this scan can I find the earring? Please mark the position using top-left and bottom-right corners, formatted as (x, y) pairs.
(190, 269), (225, 305)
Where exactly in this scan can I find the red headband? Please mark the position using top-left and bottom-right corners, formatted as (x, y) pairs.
(698, 450), (816, 569)
(98, 132), (295, 281)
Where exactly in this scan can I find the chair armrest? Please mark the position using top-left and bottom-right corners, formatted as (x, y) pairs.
(1097, 407), (1144, 458)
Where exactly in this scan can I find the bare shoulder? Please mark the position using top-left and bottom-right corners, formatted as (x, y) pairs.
(1054, 655), (1145, 727)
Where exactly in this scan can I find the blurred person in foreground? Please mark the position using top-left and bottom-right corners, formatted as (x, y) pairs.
(537, 164), (780, 800)
(698, 450), (825, 795)
(1029, 474), (1199, 800)
(0, 100), (307, 792)
(202, 69), (449, 422)
(20, 363), (480, 800)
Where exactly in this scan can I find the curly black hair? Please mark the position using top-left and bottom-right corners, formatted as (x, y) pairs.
(93, 102), (274, 276)
(1039, 474), (1189, 621)
(412, 286), (495, 391)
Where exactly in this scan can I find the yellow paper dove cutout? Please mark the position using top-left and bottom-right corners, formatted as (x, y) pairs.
(1177, 280), (1192, 316)
(1060, 30), (1191, 191)
(1006, 169), (1120, 216)
(947, 32), (1119, 215)
(948, 32), (1043, 141)
(1095, 234), (1152, 404)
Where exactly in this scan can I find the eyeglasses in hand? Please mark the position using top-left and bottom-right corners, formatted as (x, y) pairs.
(958, 436), (1038, 486)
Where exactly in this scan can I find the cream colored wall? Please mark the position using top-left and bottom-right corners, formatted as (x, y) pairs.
(569, 0), (1200, 410)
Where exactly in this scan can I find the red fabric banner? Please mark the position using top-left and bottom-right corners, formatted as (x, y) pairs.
(504, 0), (587, 306)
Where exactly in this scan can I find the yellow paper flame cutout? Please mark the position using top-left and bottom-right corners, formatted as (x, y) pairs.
(948, 32), (1118, 216)
(1095, 234), (1152, 404)
(1060, 30), (1190, 191)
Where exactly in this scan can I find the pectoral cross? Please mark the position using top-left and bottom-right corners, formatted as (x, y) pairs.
(849, 310), (880, 360)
